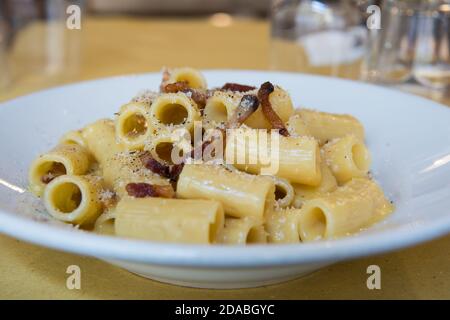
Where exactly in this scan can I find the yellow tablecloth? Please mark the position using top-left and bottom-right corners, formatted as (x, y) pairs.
(0, 17), (449, 299)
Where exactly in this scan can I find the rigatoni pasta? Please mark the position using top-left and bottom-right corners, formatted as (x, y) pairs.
(29, 144), (91, 197)
(148, 93), (201, 133)
(163, 67), (207, 89)
(322, 135), (371, 184)
(265, 208), (302, 243)
(227, 129), (322, 186)
(177, 164), (275, 219)
(298, 178), (393, 241)
(82, 119), (125, 166)
(292, 160), (338, 208)
(28, 67), (393, 244)
(270, 176), (295, 208)
(203, 91), (242, 125)
(115, 197), (224, 244)
(115, 102), (152, 150)
(93, 210), (116, 235)
(291, 109), (365, 144)
(217, 217), (266, 245)
(59, 130), (87, 148)
(44, 174), (104, 226)
(145, 131), (192, 165)
(245, 86), (294, 129)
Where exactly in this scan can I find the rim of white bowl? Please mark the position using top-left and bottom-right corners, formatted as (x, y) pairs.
(1, 208), (450, 267)
(0, 70), (450, 267)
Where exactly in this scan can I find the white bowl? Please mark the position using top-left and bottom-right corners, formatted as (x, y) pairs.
(1, 71), (450, 289)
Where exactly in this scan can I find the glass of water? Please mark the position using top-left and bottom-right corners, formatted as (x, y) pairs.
(0, 6), (10, 90)
(413, 1), (450, 90)
(364, 0), (450, 91)
(0, 0), (85, 95)
(270, 0), (368, 80)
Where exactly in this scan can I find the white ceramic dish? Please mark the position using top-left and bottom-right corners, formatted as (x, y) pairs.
(1, 71), (450, 289)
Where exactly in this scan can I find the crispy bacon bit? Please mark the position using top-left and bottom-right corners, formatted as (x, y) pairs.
(227, 95), (259, 129)
(155, 184), (176, 198)
(41, 163), (66, 184)
(221, 83), (256, 92)
(163, 81), (189, 93)
(126, 183), (175, 198)
(187, 90), (207, 108)
(139, 152), (171, 178)
(257, 82), (289, 137)
(162, 81), (207, 108)
(139, 150), (188, 184)
(169, 163), (184, 183)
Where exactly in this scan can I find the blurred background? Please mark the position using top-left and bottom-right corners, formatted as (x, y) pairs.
(0, 0), (449, 104)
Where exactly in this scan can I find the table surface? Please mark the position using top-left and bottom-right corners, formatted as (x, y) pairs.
(0, 16), (449, 299)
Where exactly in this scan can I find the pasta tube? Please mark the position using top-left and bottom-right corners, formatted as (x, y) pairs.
(227, 129), (321, 186)
(177, 164), (275, 219)
(217, 217), (266, 245)
(244, 86), (294, 129)
(29, 144), (91, 197)
(286, 114), (311, 137)
(43, 175), (104, 227)
(166, 67), (207, 89)
(93, 210), (116, 235)
(149, 93), (201, 133)
(203, 91), (242, 125)
(59, 130), (87, 148)
(115, 197), (224, 244)
(247, 225), (268, 244)
(292, 160), (338, 208)
(265, 208), (302, 243)
(298, 178), (394, 241)
(82, 119), (125, 166)
(145, 131), (192, 165)
(270, 176), (295, 208)
(115, 102), (152, 150)
(293, 109), (365, 144)
(322, 135), (371, 184)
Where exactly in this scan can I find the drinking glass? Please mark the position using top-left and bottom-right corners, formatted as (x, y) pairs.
(0, 0), (85, 95)
(413, 1), (450, 90)
(0, 7), (9, 90)
(364, 0), (450, 91)
(270, 0), (368, 80)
